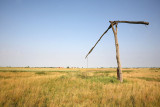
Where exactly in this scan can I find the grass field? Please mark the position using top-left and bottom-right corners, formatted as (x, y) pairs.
(0, 67), (160, 107)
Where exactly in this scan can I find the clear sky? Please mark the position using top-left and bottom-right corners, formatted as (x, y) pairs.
(0, 0), (160, 68)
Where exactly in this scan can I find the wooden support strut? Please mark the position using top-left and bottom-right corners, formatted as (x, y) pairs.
(110, 21), (123, 82)
(85, 24), (112, 59)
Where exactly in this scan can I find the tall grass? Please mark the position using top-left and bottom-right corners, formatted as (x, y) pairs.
(0, 67), (160, 106)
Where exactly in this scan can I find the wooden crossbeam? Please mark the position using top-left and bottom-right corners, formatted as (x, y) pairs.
(110, 21), (149, 25)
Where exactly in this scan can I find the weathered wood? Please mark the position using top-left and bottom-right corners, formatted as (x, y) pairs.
(111, 21), (149, 25)
(85, 24), (112, 59)
(116, 24), (120, 80)
(85, 20), (149, 83)
(110, 22), (123, 82)
(85, 21), (149, 59)
(117, 68), (120, 79)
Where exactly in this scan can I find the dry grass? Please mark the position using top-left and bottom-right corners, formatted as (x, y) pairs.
(0, 67), (160, 107)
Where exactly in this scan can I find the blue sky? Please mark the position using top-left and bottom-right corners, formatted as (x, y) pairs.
(0, 0), (160, 68)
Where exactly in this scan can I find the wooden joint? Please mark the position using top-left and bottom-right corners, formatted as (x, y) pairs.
(116, 43), (119, 46)
(109, 21), (112, 23)
(115, 23), (118, 27)
(109, 20), (149, 25)
(109, 21), (117, 26)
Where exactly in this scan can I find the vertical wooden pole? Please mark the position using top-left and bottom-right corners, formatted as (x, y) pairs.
(115, 24), (120, 80)
(110, 22), (123, 82)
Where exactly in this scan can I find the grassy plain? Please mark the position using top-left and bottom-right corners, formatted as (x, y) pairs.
(0, 67), (160, 107)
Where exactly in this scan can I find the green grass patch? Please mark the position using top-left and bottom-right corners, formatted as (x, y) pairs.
(77, 73), (127, 84)
(94, 70), (133, 74)
(149, 68), (160, 70)
(0, 70), (79, 73)
(58, 75), (70, 80)
(35, 71), (46, 75)
(94, 71), (116, 74)
(87, 76), (120, 84)
(0, 70), (29, 72)
(149, 68), (160, 72)
(137, 77), (160, 82)
(49, 70), (79, 73)
(123, 70), (133, 73)
(0, 76), (11, 79)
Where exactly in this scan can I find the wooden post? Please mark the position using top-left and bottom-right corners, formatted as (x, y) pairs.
(110, 22), (123, 82)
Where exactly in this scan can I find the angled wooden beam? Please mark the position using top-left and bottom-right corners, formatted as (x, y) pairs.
(85, 24), (112, 59)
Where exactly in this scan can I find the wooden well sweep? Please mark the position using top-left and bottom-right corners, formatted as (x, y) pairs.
(86, 21), (149, 82)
